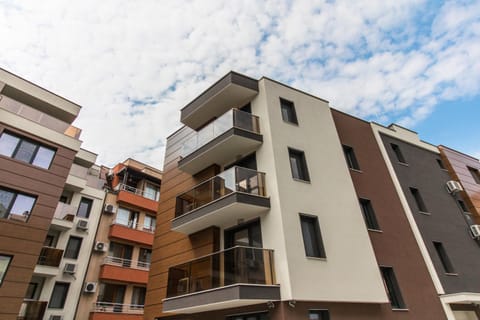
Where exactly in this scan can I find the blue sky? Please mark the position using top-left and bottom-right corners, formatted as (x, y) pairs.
(0, 0), (479, 167)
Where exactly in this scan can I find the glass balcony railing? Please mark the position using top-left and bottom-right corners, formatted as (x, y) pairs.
(53, 202), (77, 221)
(181, 109), (260, 158)
(175, 166), (266, 217)
(166, 246), (275, 298)
(37, 247), (63, 267)
(18, 300), (47, 320)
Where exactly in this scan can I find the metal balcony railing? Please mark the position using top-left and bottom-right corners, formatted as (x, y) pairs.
(37, 247), (63, 267)
(181, 108), (260, 158)
(112, 219), (156, 233)
(166, 246), (275, 298)
(119, 183), (160, 201)
(175, 166), (266, 217)
(53, 202), (77, 221)
(92, 302), (144, 314)
(103, 256), (150, 270)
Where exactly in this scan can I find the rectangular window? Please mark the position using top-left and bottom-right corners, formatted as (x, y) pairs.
(116, 207), (139, 228)
(143, 215), (156, 231)
(64, 236), (83, 259)
(359, 198), (380, 230)
(468, 167), (480, 184)
(309, 310), (330, 320)
(458, 200), (469, 213)
(131, 286), (146, 306)
(144, 183), (160, 201)
(436, 158), (446, 170)
(48, 282), (70, 309)
(280, 98), (298, 124)
(227, 312), (268, 320)
(391, 143), (407, 164)
(0, 187), (36, 221)
(433, 242), (455, 274)
(300, 214), (326, 258)
(0, 255), (12, 286)
(288, 148), (310, 182)
(76, 197), (93, 218)
(343, 145), (360, 170)
(138, 248), (151, 268)
(380, 266), (405, 309)
(0, 131), (55, 169)
(409, 187), (428, 213)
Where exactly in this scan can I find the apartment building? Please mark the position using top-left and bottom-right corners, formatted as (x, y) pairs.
(0, 68), (88, 319)
(77, 158), (162, 320)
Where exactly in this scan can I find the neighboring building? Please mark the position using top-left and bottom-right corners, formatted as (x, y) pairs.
(0, 68), (86, 319)
(77, 158), (162, 320)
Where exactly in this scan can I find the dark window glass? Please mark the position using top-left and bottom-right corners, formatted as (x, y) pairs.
(343, 145), (360, 170)
(131, 286), (146, 306)
(14, 140), (37, 163)
(391, 143), (407, 164)
(359, 198), (380, 230)
(0, 255), (12, 286)
(433, 242), (455, 274)
(436, 159), (446, 169)
(225, 219), (262, 249)
(48, 282), (70, 309)
(138, 248), (151, 268)
(309, 310), (330, 320)
(409, 187), (428, 213)
(64, 236), (83, 259)
(468, 167), (480, 184)
(288, 148), (310, 181)
(280, 98), (298, 124)
(458, 200), (469, 212)
(380, 266), (405, 309)
(77, 197), (93, 218)
(0, 132), (55, 169)
(0, 187), (36, 221)
(227, 312), (268, 320)
(300, 214), (326, 258)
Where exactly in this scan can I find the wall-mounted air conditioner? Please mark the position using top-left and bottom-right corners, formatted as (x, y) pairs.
(63, 263), (77, 274)
(446, 180), (463, 194)
(470, 225), (480, 239)
(104, 203), (117, 214)
(76, 219), (89, 230)
(84, 282), (97, 293)
(94, 241), (107, 252)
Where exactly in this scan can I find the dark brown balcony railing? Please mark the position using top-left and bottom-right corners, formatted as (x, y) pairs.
(166, 246), (275, 298)
(37, 247), (63, 267)
(17, 300), (47, 320)
(175, 166), (266, 217)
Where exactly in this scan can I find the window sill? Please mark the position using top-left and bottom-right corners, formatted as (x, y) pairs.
(418, 211), (431, 216)
(392, 308), (409, 312)
(397, 162), (409, 167)
(292, 178), (311, 184)
(282, 120), (299, 126)
(368, 228), (383, 233)
(349, 168), (362, 173)
(306, 256), (327, 261)
(445, 273), (459, 276)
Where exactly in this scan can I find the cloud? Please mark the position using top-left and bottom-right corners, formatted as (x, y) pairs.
(0, 0), (479, 169)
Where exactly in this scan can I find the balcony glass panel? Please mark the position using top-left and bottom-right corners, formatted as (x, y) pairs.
(175, 167), (266, 217)
(166, 246), (275, 298)
(37, 247), (63, 267)
(18, 300), (47, 320)
(181, 109), (260, 158)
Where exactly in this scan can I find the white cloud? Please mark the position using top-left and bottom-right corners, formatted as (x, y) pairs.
(0, 0), (479, 169)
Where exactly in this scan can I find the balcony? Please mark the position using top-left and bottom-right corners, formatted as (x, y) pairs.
(173, 167), (270, 234)
(99, 256), (150, 284)
(117, 184), (159, 213)
(65, 163), (88, 191)
(17, 300), (47, 320)
(109, 221), (154, 246)
(90, 302), (143, 320)
(178, 109), (262, 175)
(163, 246), (279, 314)
(34, 247), (63, 276)
(50, 202), (76, 230)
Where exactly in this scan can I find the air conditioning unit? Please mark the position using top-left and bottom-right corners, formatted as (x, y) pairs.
(63, 263), (77, 274)
(94, 241), (107, 252)
(76, 219), (89, 230)
(470, 225), (480, 238)
(84, 282), (97, 293)
(446, 180), (463, 194)
(49, 316), (63, 320)
(104, 203), (117, 214)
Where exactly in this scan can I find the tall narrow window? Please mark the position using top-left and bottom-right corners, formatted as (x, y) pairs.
(0, 131), (55, 169)
(359, 198), (380, 230)
(458, 200), (469, 213)
(436, 158), (446, 170)
(391, 143), (407, 164)
(76, 197), (93, 218)
(343, 145), (360, 170)
(380, 266), (405, 309)
(0, 255), (12, 286)
(280, 98), (298, 124)
(131, 286), (146, 307)
(0, 187), (36, 221)
(309, 310), (330, 320)
(409, 187), (428, 213)
(468, 167), (480, 184)
(288, 148), (310, 182)
(300, 214), (326, 258)
(64, 236), (83, 259)
(49, 282), (70, 309)
(433, 242), (455, 274)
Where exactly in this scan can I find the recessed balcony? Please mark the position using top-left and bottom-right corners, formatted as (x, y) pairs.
(17, 299), (47, 320)
(90, 302), (144, 320)
(109, 221), (154, 246)
(117, 184), (159, 213)
(99, 256), (150, 284)
(173, 166), (270, 234)
(50, 202), (76, 231)
(34, 246), (64, 276)
(163, 246), (279, 314)
(178, 109), (262, 175)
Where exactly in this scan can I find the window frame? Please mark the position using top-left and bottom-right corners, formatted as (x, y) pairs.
(433, 241), (456, 274)
(76, 197), (93, 218)
(0, 255), (13, 286)
(359, 198), (380, 230)
(48, 282), (70, 309)
(409, 187), (428, 213)
(342, 145), (360, 170)
(380, 266), (406, 309)
(467, 167), (480, 184)
(309, 309), (330, 320)
(391, 143), (407, 164)
(280, 97), (298, 125)
(63, 236), (83, 259)
(0, 186), (37, 222)
(299, 213), (326, 259)
(288, 147), (310, 182)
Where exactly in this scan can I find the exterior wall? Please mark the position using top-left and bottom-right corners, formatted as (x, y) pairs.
(0, 123), (76, 319)
(331, 110), (447, 319)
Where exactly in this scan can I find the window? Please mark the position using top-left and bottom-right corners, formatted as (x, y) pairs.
(0, 187), (36, 221)
(280, 98), (298, 124)
(76, 197), (93, 218)
(436, 159), (446, 170)
(143, 215), (156, 231)
(380, 266), (405, 309)
(227, 312), (268, 320)
(0, 132), (55, 169)
(288, 148), (310, 182)
(468, 167), (480, 184)
(0, 255), (12, 286)
(116, 207), (139, 228)
(433, 242), (455, 274)
(391, 143), (407, 164)
(300, 214), (326, 258)
(48, 282), (70, 309)
(138, 248), (151, 268)
(144, 183), (160, 201)
(458, 200), (469, 213)
(409, 187), (428, 213)
(343, 145), (360, 170)
(64, 236), (83, 259)
(309, 310), (330, 320)
(131, 286), (146, 307)
(359, 198), (380, 230)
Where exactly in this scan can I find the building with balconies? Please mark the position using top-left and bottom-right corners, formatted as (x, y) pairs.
(76, 158), (162, 320)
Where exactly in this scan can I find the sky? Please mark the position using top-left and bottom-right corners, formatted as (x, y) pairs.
(0, 0), (479, 168)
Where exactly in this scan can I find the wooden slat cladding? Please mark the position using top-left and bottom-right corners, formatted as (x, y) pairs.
(0, 123), (77, 318)
(439, 146), (480, 223)
(145, 127), (221, 320)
